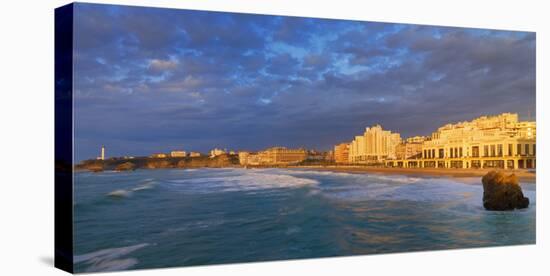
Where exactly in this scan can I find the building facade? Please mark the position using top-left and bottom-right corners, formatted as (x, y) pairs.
(334, 143), (350, 163)
(395, 142), (423, 160)
(189, 152), (201, 157)
(170, 150), (187, 157)
(348, 125), (402, 163)
(259, 147), (307, 164)
(387, 113), (536, 169)
(150, 153), (167, 158)
(238, 151), (250, 165)
(210, 148), (226, 158)
(239, 147), (307, 165)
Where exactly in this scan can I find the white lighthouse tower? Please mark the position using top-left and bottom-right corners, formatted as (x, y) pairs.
(101, 145), (105, 160)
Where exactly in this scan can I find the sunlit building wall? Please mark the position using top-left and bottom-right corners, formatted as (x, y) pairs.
(418, 113), (536, 169)
(334, 143), (350, 163)
(240, 147), (307, 165)
(170, 150), (187, 157)
(348, 125), (402, 163)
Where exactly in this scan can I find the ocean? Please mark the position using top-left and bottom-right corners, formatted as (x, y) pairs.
(74, 168), (536, 272)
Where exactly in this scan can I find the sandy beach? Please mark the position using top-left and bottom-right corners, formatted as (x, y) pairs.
(289, 165), (536, 182)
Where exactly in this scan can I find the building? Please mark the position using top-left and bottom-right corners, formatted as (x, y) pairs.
(417, 113), (535, 169)
(189, 152), (201, 157)
(334, 143), (350, 163)
(349, 136), (365, 163)
(406, 136), (427, 144)
(306, 150), (326, 161)
(240, 147), (307, 165)
(516, 121), (536, 139)
(325, 150), (335, 162)
(348, 125), (402, 163)
(98, 145), (105, 160)
(210, 148), (226, 158)
(395, 142), (423, 160)
(238, 151), (250, 165)
(259, 147), (307, 164)
(170, 150), (187, 157)
(150, 153), (167, 158)
(238, 151), (261, 166)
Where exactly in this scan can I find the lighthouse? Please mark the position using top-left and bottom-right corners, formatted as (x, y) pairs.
(101, 145), (105, 160)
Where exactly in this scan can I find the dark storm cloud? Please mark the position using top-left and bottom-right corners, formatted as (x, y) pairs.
(73, 3), (535, 161)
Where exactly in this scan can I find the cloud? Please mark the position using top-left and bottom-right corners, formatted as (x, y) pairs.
(72, 3), (535, 161)
(148, 58), (178, 72)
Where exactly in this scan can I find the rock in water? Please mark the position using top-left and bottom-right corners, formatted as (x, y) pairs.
(482, 170), (529, 210)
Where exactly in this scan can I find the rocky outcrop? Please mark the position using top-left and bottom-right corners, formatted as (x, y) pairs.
(76, 154), (241, 171)
(86, 163), (104, 173)
(145, 160), (173, 169)
(176, 154), (239, 168)
(482, 171), (529, 211)
(76, 160), (104, 172)
(115, 162), (136, 171)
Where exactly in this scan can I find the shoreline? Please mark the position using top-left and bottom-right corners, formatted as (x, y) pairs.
(77, 164), (536, 182)
(287, 166), (536, 182)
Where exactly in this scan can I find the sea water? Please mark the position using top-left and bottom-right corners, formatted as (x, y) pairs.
(74, 168), (536, 272)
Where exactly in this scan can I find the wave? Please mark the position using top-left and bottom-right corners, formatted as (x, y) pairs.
(286, 226), (302, 235)
(106, 189), (131, 198)
(282, 169), (421, 184)
(132, 182), (155, 191)
(166, 171), (318, 193)
(74, 243), (149, 272)
(106, 180), (156, 198)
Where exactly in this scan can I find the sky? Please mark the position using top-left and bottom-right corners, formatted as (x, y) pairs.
(73, 3), (536, 161)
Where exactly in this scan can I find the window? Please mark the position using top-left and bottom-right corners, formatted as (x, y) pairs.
(508, 144), (513, 156)
(432, 149), (435, 159)
(439, 149), (444, 159)
(517, 144), (522, 156)
(484, 145), (489, 157)
(472, 146), (479, 158)
(534, 144), (536, 155)
(525, 144), (530, 156)
(490, 145), (496, 157)
(484, 160), (504, 169)
(497, 144), (502, 157)
(459, 147), (463, 157)
(450, 148), (453, 158)
(450, 161), (463, 168)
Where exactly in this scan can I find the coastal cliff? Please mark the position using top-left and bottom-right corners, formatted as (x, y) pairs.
(76, 154), (240, 172)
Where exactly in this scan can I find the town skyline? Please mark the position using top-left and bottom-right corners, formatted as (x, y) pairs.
(73, 4), (535, 162)
(89, 111), (535, 162)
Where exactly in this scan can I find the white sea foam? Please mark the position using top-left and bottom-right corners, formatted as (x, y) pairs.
(167, 171), (318, 193)
(312, 173), (482, 204)
(74, 243), (149, 272)
(282, 169), (421, 184)
(107, 189), (131, 198)
(132, 182), (155, 191)
(286, 226), (302, 235)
